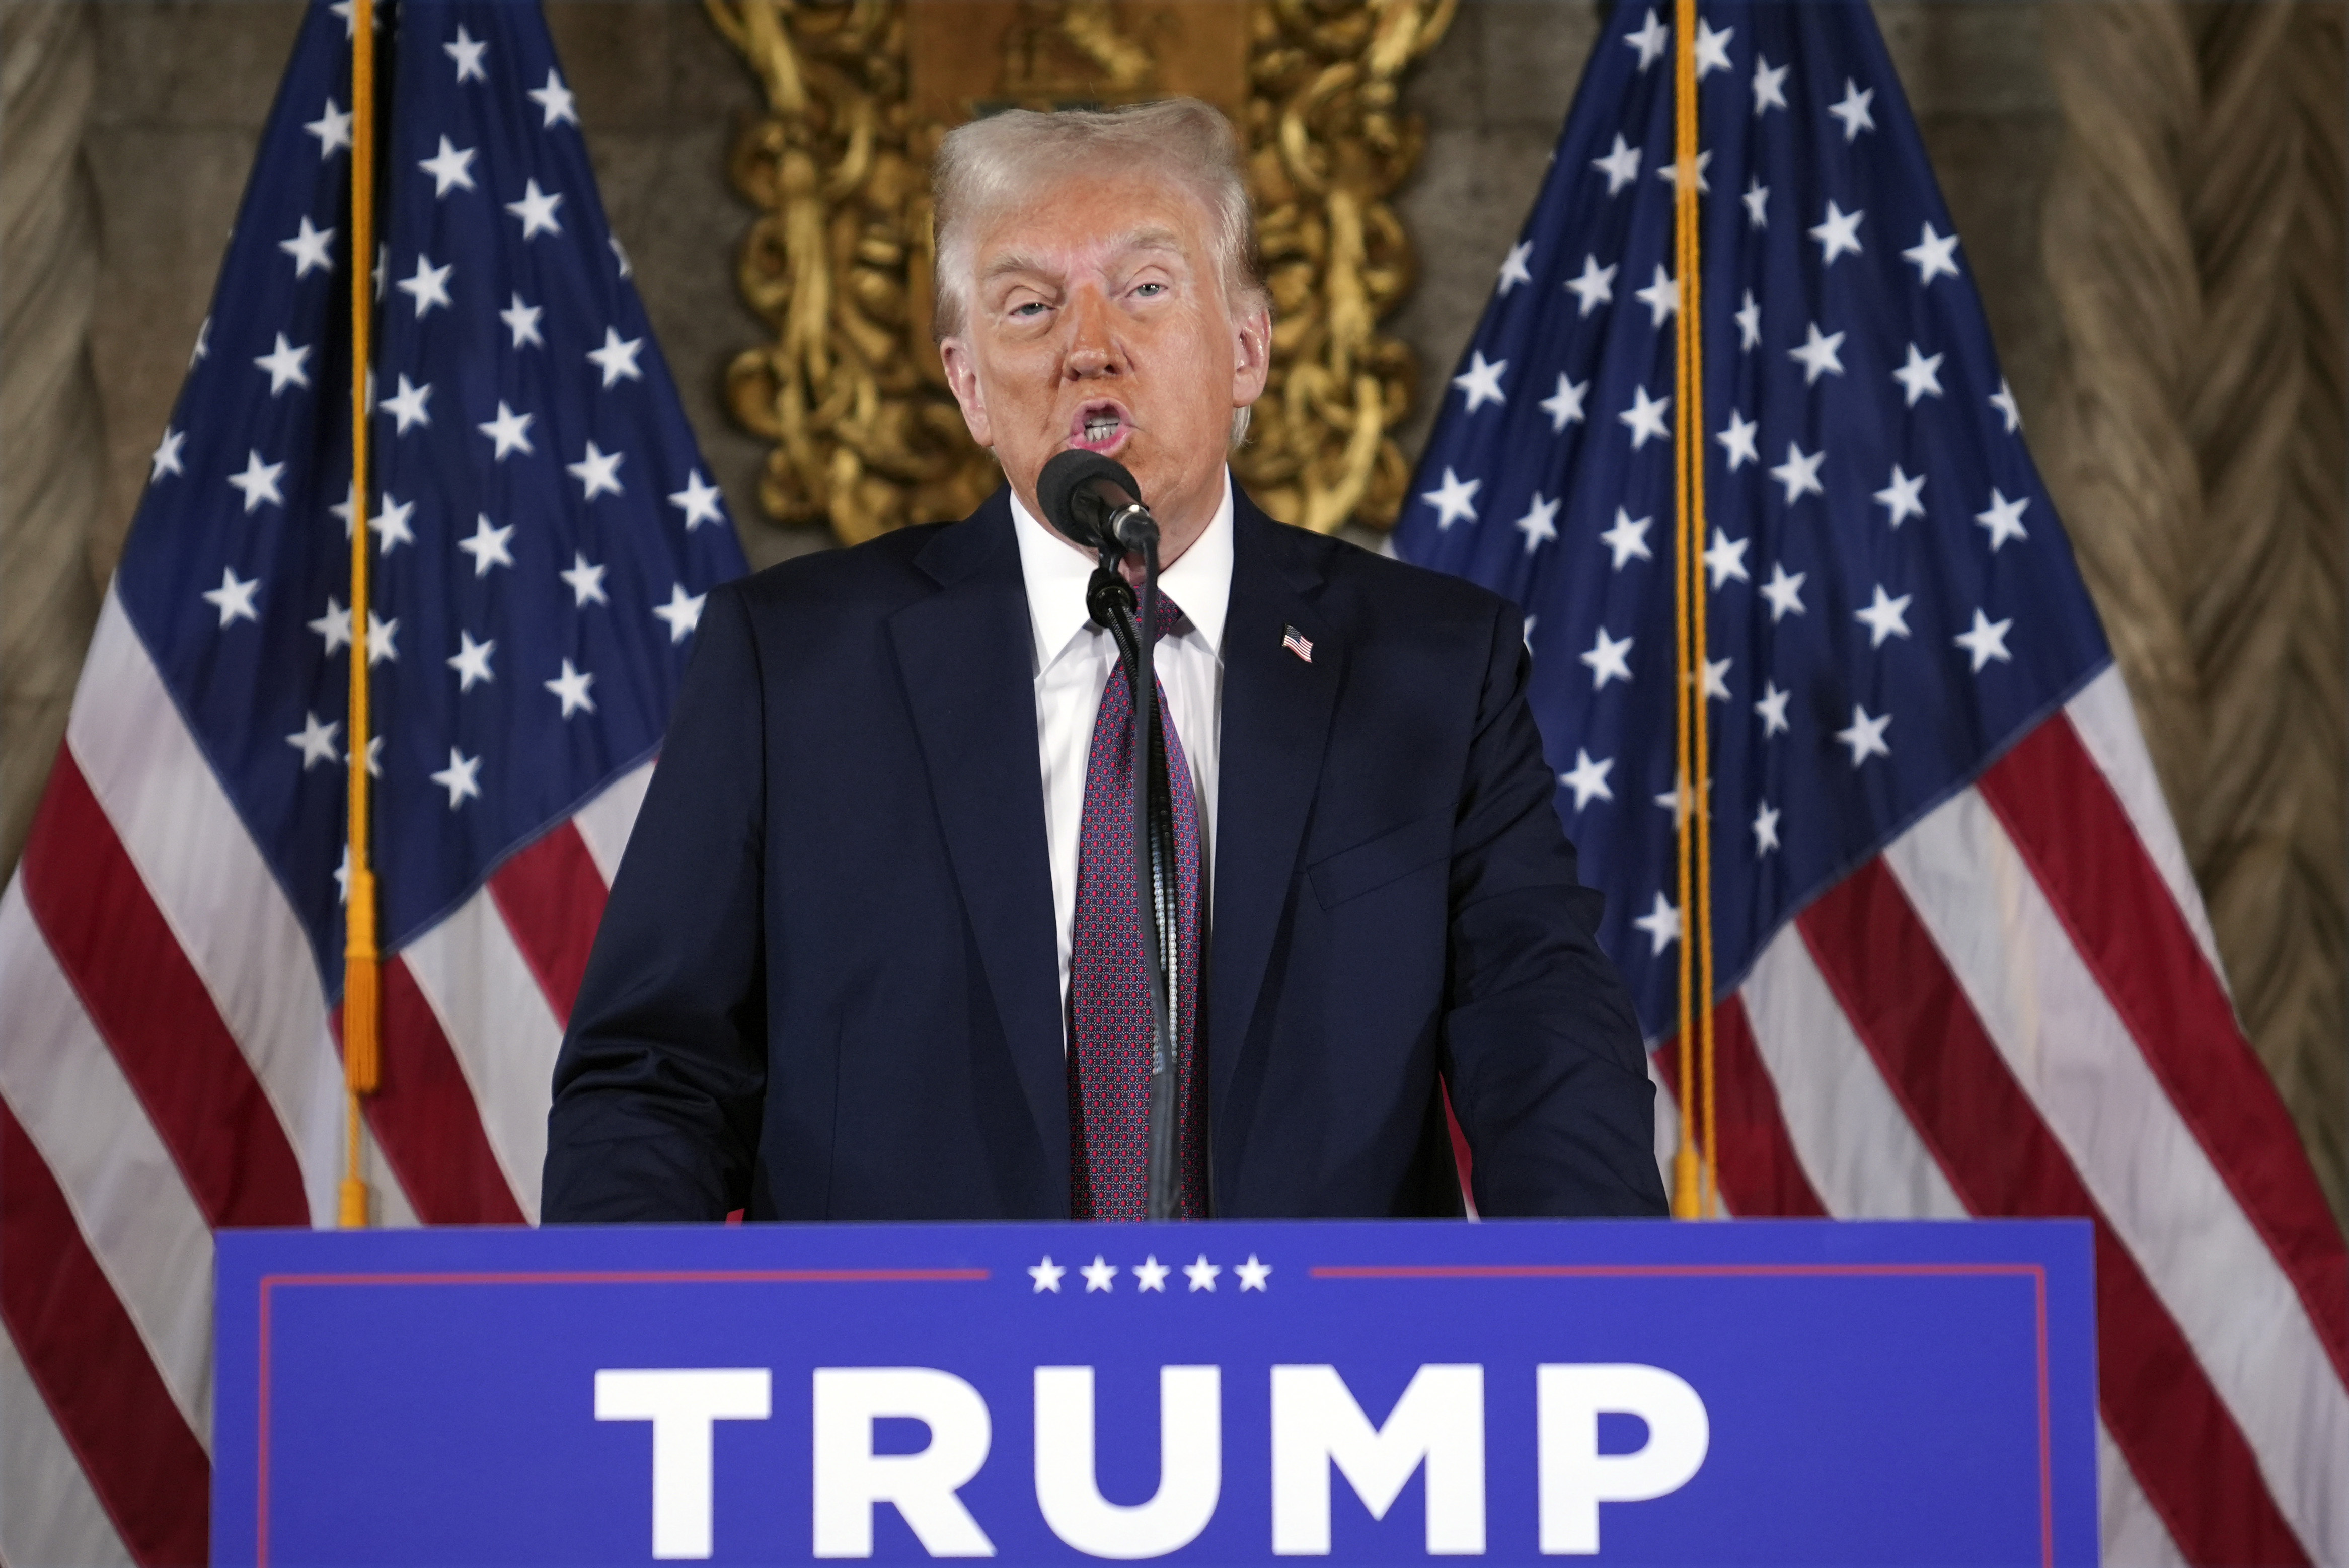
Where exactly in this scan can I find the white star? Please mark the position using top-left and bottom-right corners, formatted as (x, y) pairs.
(588, 327), (646, 389)
(1564, 255), (1617, 318)
(1625, 8), (1669, 69)
(149, 426), (185, 482)
(309, 595), (353, 654)
(202, 566), (260, 627)
(1892, 343), (1945, 407)
(1759, 563), (1807, 622)
(1451, 350), (1507, 412)
(1656, 149), (1712, 194)
(190, 316), (210, 364)
(1620, 384), (1671, 449)
(1904, 222), (1961, 284)
(1635, 264), (1680, 327)
(1735, 289), (1762, 348)
(1560, 748), (1615, 809)
(1990, 379), (2022, 433)
(1633, 891), (1681, 954)
(544, 658), (598, 718)
(1081, 1256), (1118, 1293)
(1755, 681), (1792, 737)
(611, 235), (633, 278)
(1975, 488), (2030, 551)
(1655, 776), (1711, 821)
(446, 629), (496, 692)
(397, 253), (454, 317)
(1742, 176), (1769, 229)
(280, 214), (336, 276)
(1836, 704), (1892, 766)
(1789, 321), (1846, 385)
(1753, 53), (1789, 114)
(1183, 1256), (1221, 1292)
(1496, 240), (1534, 295)
(653, 582), (707, 644)
(1513, 492), (1561, 554)
(567, 441), (626, 500)
(1753, 801), (1781, 856)
(381, 373), (433, 434)
(364, 609), (400, 666)
(669, 471), (726, 530)
(228, 449), (286, 511)
(1420, 466), (1481, 529)
(1828, 79), (1877, 140)
(1592, 133), (1643, 194)
(504, 179), (564, 240)
(328, 0), (378, 36)
(1029, 1255), (1066, 1293)
(1769, 441), (1826, 503)
(331, 481), (358, 538)
(370, 492), (416, 554)
(1694, 17), (1734, 76)
(306, 97), (353, 156)
(1133, 1256), (1171, 1292)
(562, 550), (610, 606)
(501, 292), (545, 349)
(458, 513), (515, 577)
(1855, 583), (1914, 647)
(1580, 626), (1634, 690)
(529, 68), (579, 128)
(1539, 374), (1589, 432)
(1599, 507), (1652, 569)
(1809, 200), (1865, 266)
(347, 734), (384, 777)
(431, 747), (483, 808)
(1699, 655), (1732, 701)
(1704, 528), (1751, 588)
(373, 245), (387, 302)
(1874, 464), (1927, 527)
(1955, 608), (2015, 672)
(418, 135), (478, 197)
(1235, 1255), (1272, 1291)
(253, 333), (312, 395)
(284, 709), (340, 770)
(335, 846), (351, 904)
(1715, 409), (1759, 471)
(444, 24), (487, 81)
(477, 401), (535, 459)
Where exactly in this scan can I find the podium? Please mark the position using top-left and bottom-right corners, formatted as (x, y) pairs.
(214, 1219), (2095, 1565)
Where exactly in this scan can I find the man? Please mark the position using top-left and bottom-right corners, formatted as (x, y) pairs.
(543, 100), (1665, 1222)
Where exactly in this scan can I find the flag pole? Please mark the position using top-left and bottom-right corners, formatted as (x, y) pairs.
(1669, 0), (1717, 1219)
(339, 0), (381, 1229)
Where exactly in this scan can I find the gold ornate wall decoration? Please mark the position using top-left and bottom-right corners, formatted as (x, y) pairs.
(708, 0), (1453, 546)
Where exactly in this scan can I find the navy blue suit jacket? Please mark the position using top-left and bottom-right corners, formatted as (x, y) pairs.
(543, 488), (1665, 1221)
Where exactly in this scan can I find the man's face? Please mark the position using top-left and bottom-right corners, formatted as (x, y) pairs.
(938, 165), (1271, 563)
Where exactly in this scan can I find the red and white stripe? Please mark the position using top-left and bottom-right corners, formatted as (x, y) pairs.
(0, 590), (645, 1566)
(1654, 665), (2348, 1567)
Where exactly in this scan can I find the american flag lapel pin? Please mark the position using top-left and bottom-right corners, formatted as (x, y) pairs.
(1282, 625), (1314, 663)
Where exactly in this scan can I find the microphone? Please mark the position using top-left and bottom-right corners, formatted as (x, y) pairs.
(1037, 449), (1159, 556)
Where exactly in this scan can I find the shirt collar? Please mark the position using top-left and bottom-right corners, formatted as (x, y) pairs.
(1010, 469), (1234, 673)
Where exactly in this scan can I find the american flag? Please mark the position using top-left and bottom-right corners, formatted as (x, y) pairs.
(0, 1), (745, 1559)
(1397, 6), (2345, 1564)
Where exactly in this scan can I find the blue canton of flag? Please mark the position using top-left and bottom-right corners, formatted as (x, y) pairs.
(113, 0), (747, 985)
(1396, 2), (2108, 1040)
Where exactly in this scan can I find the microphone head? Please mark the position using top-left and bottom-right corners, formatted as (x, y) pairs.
(1037, 449), (1141, 553)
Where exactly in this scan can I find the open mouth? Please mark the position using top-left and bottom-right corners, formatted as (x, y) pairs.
(1070, 402), (1131, 454)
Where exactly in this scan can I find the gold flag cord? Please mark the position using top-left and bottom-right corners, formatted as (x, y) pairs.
(1669, 0), (1718, 1219)
(339, 0), (381, 1230)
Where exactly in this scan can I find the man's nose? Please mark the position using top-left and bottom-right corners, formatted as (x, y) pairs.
(1062, 290), (1118, 379)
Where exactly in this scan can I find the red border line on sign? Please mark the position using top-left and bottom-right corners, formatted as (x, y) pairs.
(253, 1267), (988, 1566)
(1309, 1260), (2056, 1568)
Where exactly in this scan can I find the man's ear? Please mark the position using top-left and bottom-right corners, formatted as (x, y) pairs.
(1231, 307), (1272, 407)
(938, 337), (995, 448)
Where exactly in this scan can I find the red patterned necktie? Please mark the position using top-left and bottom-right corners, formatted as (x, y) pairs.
(1068, 591), (1205, 1219)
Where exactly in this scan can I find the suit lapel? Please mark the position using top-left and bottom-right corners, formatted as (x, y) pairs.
(887, 497), (1067, 1185)
(1210, 495), (1340, 1119)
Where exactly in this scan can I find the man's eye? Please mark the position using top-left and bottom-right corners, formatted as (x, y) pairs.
(1011, 301), (1049, 318)
(1133, 283), (1167, 298)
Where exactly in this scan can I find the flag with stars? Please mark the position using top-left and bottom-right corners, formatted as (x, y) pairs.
(0, 2), (745, 1558)
(1398, 6), (2344, 1564)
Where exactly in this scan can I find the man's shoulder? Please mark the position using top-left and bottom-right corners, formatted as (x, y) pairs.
(722, 516), (961, 626)
(1253, 509), (1512, 633)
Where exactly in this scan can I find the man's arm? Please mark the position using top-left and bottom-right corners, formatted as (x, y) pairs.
(543, 584), (768, 1222)
(1439, 597), (1669, 1218)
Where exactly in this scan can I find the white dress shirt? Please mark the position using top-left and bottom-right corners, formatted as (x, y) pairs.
(1011, 472), (1232, 1020)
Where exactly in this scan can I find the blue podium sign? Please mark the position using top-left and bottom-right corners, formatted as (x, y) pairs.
(213, 1220), (2094, 1566)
